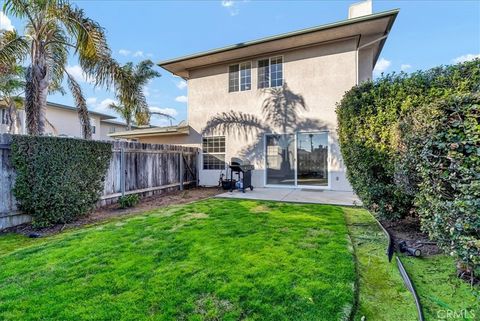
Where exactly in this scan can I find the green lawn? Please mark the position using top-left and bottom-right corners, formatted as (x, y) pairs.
(0, 199), (356, 321)
(344, 207), (479, 321)
(343, 207), (417, 321)
(402, 255), (480, 320)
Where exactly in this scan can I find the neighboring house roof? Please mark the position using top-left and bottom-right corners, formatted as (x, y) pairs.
(158, 9), (399, 78)
(47, 102), (116, 120)
(100, 118), (139, 128)
(108, 124), (190, 139)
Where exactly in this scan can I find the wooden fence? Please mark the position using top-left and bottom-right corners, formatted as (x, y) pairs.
(0, 134), (199, 229)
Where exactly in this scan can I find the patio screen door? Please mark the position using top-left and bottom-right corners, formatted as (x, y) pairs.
(265, 132), (328, 187)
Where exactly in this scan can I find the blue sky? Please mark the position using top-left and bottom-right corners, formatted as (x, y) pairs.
(1, 0), (479, 126)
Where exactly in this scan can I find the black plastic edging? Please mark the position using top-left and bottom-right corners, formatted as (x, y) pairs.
(370, 215), (425, 321)
(396, 256), (425, 321)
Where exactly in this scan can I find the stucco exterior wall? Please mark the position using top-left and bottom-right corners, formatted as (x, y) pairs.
(141, 38), (360, 190)
(99, 122), (129, 141)
(45, 107), (102, 140)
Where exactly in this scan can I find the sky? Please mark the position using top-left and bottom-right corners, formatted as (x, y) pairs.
(1, 0), (479, 126)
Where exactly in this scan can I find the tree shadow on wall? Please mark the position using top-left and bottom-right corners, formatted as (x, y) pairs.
(201, 83), (330, 167)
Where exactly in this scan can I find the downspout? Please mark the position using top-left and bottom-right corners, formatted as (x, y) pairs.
(356, 34), (389, 84)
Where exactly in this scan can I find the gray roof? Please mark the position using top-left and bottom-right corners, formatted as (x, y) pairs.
(47, 102), (116, 120)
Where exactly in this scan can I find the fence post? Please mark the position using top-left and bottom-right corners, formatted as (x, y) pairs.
(179, 152), (184, 191)
(120, 147), (126, 197)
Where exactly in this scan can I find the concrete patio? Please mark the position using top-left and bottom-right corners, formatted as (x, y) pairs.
(216, 187), (362, 206)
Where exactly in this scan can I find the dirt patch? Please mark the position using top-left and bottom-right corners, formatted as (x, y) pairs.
(194, 294), (235, 320)
(181, 212), (209, 221)
(2, 187), (223, 237)
(381, 216), (442, 256)
(250, 205), (270, 214)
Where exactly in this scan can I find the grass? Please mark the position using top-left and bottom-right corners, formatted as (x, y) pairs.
(343, 207), (479, 321)
(343, 207), (417, 321)
(401, 255), (480, 320)
(0, 199), (356, 321)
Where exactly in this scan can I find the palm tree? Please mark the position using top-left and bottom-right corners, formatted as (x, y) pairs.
(1, 0), (113, 139)
(109, 60), (171, 130)
(0, 62), (25, 134)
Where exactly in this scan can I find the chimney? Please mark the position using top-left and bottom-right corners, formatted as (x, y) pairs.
(348, 0), (372, 19)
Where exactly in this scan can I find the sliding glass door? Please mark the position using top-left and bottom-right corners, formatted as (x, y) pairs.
(296, 132), (329, 186)
(265, 132), (329, 187)
(265, 134), (295, 185)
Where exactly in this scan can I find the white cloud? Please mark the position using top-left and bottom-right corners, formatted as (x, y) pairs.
(176, 80), (187, 90)
(86, 97), (98, 106)
(146, 53), (154, 58)
(118, 49), (131, 56)
(150, 107), (178, 117)
(0, 12), (14, 31)
(452, 53), (480, 64)
(400, 64), (412, 71)
(133, 51), (144, 58)
(373, 57), (391, 76)
(175, 95), (188, 103)
(222, 0), (235, 7)
(143, 86), (150, 97)
(87, 97), (116, 114)
(65, 65), (96, 84)
(221, 0), (240, 16)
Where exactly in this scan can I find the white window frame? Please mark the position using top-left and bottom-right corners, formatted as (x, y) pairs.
(228, 61), (252, 93)
(257, 55), (284, 89)
(202, 136), (226, 170)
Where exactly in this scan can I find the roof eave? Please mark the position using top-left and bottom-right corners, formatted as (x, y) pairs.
(108, 126), (190, 139)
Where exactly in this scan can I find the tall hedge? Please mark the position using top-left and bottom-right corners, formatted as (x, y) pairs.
(11, 135), (112, 227)
(336, 60), (480, 220)
(402, 94), (479, 271)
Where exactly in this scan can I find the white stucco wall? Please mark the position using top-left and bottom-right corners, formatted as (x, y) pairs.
(45, 107), (102, 140)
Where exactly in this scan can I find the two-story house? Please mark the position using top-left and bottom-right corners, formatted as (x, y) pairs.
(110, 2), (399, 191)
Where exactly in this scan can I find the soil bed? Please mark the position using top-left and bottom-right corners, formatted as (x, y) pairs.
(380, 216), (442, 256)
(1, 187), (223, 237)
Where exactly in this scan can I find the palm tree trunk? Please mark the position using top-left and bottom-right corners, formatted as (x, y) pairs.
(7, 101), (18, 134)
(126, 118), (131, 131)
(25, 41), (49, 136)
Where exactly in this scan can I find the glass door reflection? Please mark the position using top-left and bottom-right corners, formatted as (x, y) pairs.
(296, 132), (328, 186)
(265, 134), (295, 185)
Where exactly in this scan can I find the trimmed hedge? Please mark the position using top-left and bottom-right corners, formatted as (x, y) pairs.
(403, 94), (479, 271)
(336, 60), (480, 220)
(11, 135), (112, 227)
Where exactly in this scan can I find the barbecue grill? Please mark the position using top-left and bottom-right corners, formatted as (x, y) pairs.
(229, 157), (254, 193)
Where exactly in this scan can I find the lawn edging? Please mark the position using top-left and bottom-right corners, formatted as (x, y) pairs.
(343, 207), (417, 321)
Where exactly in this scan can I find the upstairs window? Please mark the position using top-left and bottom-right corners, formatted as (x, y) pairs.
(1, 109), (8, 125)
(202, 136), (226, 170)
(229, 62), (251, 92)
(258, 56), (283, 89)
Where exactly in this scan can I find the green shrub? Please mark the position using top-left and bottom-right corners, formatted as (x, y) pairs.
(118, 194), (140, 209)
(336, 60), (480, 219)
(11, 135), (112, 227)
(404, 94), (479, 271)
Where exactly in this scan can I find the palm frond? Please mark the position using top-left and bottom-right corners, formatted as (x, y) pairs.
(53, 0), (112, 82)
(65, 70), (92, 139)
(0, 30), (28, 66)
(150, 111), (174, 119)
